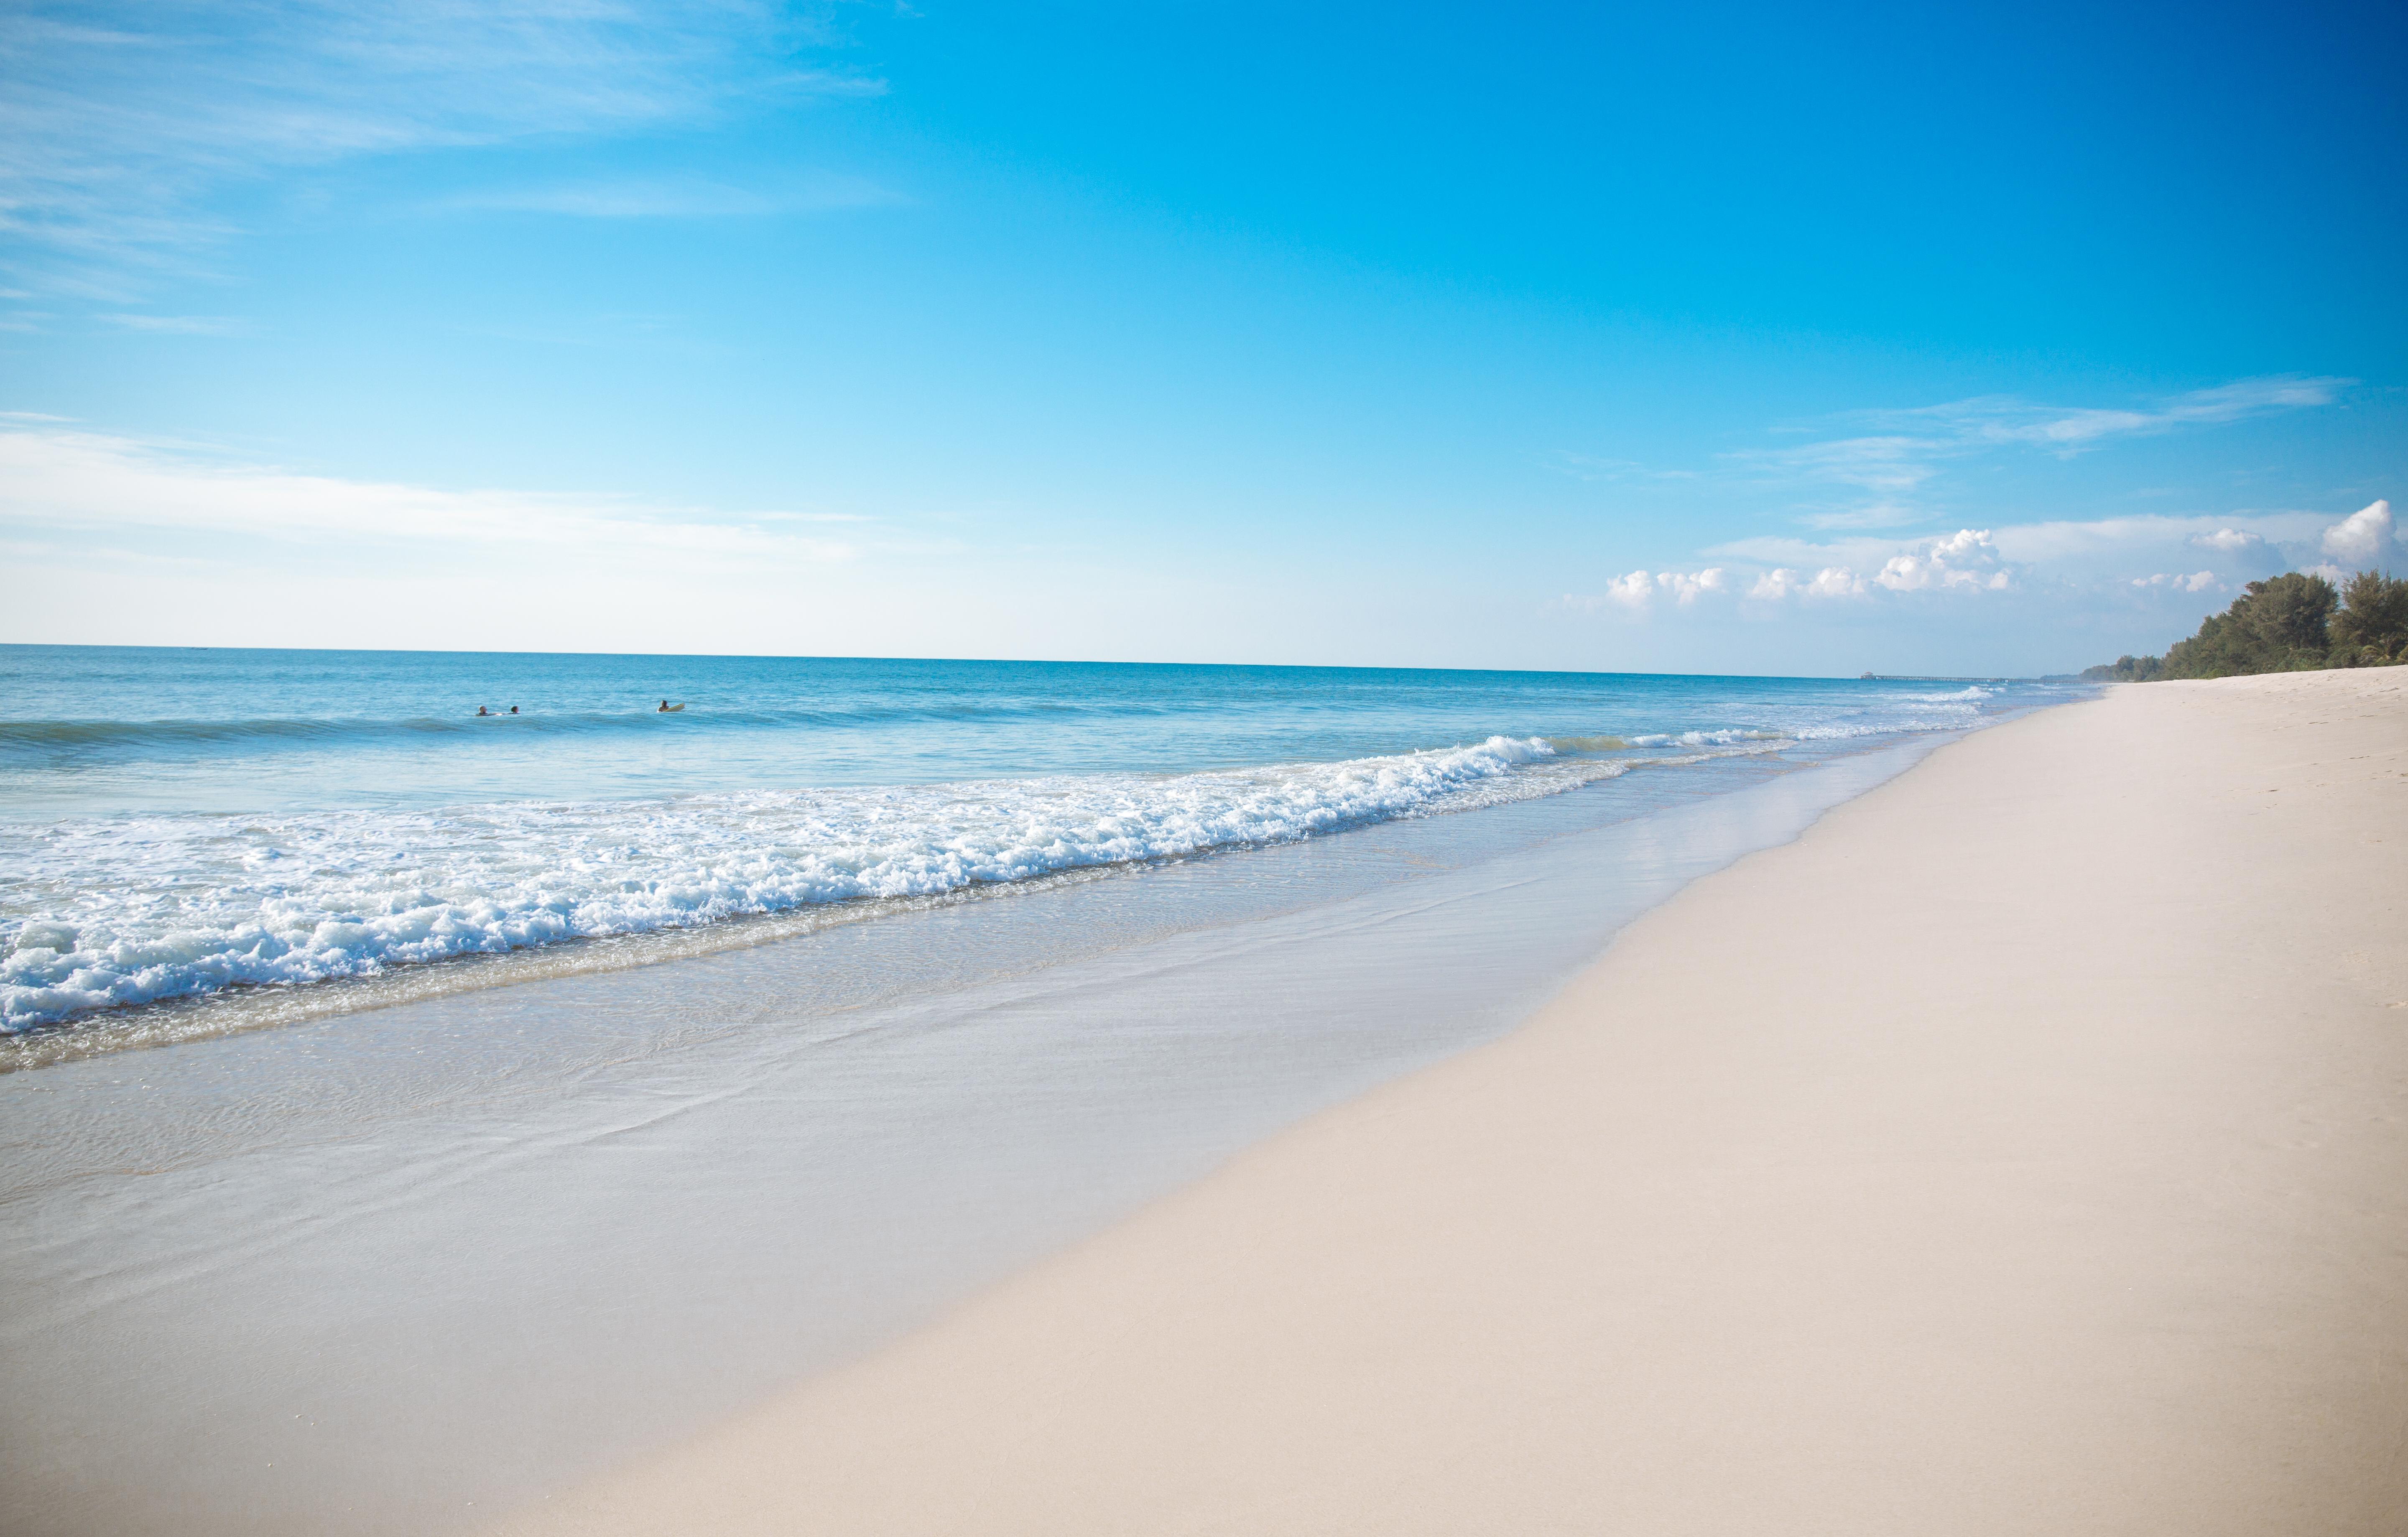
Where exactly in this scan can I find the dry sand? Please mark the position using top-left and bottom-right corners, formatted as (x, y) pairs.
(491, 670), (2408, 1537)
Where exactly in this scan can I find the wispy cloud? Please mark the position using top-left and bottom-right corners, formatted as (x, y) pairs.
(98, 313), (249, 335)
(0, 1), (885, 291)
(1544, 450), (1700, 484)
(439, 172), (905, 220)
(1868, 375), (2346, 449)
(1709, 375), (2349, 529)
(0, 423), (865, 568)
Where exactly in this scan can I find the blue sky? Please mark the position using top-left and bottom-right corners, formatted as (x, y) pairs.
(4, 0), (2403, 674)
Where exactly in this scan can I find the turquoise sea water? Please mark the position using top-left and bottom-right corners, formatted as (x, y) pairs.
(2, 649), (2079, 1531)
(0, 645), (2070, 1042)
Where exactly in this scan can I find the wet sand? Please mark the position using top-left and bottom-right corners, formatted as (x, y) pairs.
(495, 669), (2408, 1536)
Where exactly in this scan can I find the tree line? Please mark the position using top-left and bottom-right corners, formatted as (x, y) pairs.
(2085, 569), (2408, 682)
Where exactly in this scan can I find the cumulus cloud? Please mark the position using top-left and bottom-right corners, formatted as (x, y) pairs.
(1713, 529), (2015, 600)
(1872, 528), (2013, 592)
(1604, 570), (1656, 608)
(1565, 567), (1730, 616)
(2321, 499), (2395, 569)
(1737, 565), (1872, 601)
(2191, 527), (2266, 556)
(1574, 498), (2393, 636)
(1658, 567), (1727, 604)
(1726, 506), (2385, 594)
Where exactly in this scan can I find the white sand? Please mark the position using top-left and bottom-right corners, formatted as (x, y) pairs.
(493, 670), (2408, 1536)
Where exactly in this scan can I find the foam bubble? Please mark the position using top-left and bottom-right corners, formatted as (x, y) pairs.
(3, 736), (1597, 1031)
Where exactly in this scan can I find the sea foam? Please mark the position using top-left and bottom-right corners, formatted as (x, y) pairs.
(2, 735), (1592, 1031)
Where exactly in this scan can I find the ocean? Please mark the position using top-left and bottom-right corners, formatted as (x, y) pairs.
(2, 644), (2081, 1532)
(0, 645), (2066, 1063)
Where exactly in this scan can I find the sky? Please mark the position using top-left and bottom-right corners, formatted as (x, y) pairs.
(3, 0), (2403, 676)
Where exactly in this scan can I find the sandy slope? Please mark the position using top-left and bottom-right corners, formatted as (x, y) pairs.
(492, 670), (2408, 1537)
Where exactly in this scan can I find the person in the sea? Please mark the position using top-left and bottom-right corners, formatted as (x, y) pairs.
(510, 705), (518, 715)
(476, 705), (491, 717)
(658, 699), (671, 712)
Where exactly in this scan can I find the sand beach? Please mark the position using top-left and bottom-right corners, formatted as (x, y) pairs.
(18, 7), (2403, 1532)
(492, 669), (2408, 1536)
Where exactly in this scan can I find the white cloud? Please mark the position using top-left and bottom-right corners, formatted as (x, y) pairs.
(1564, 567), (1729, 616)
(1694, 500), (2405, 612)
(1718, 377), (2347, 531)
(1709, 529), (2016, 599)
(2321, 499), (2395, 569)
(1658, 567), (1727, 604)
(1596, 570), (1652, 609)
(439, 173), (905, 220)
(1721, 564), (1866, 601)
(1872, 528), (2012, 592)
(2191, 527), (2265, 555)
(1986, 512), (2337, 569)
(1755, 435), (1936, 494)
(98, 313), (248, 335)
(1878, 376), (2346, 450)
(0, 424), (861, 569)
(2, 2), (884, 289)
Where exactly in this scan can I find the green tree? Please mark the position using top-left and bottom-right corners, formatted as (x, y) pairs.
(2081, 654), (2163, 682)
(2161, 573), (2337, 678)
(2331, 570), (2408, 661)
(2088, 569), (2407, 681)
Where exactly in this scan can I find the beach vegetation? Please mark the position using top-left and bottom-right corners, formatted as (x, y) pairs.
(2084, 570), (2408, 681)
(2331, 569), (2408, 657)
(2082, 654), (2165, 682)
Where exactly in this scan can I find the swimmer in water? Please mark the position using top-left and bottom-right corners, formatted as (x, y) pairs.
(476, 705), (491, 717)
(658, 699), (671, 712)
(509, 705), (518, 715)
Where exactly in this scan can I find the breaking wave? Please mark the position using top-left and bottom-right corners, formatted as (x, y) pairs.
(4, 735), (1618, 1031)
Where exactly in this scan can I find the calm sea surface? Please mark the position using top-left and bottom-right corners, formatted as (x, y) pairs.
(0, 645), (2071, 1051)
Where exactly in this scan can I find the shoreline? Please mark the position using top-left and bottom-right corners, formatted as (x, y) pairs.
(1, 727), (1951, 1535)
(492, 669), (2408, 1535)
(2, 728), (1946, 1069)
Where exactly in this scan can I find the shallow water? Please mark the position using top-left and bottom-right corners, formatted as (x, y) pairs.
(0, 734), (1962, 1537)
(0, 646), (2057, 1046)
(0, 650), (2078, 1532)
